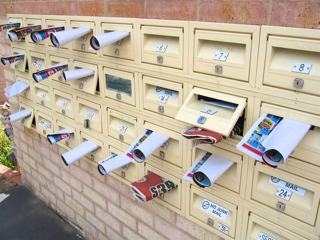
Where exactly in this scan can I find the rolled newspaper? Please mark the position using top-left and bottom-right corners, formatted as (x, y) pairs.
(63, 68), (95, 81)
(7, 25), (41, 42)
(9, 109), (32, 122)
(98, 153), (132, 176)
(50, 27), (91, 47)
(90, 31), (129, 50)
(4, 80), (30, 98)
(32, 64), (68, 82)
(132, 131), (169, 163)
(1, 54), (25, 65)
(61, 140), (99, 166)
(31, 26), (65, 43)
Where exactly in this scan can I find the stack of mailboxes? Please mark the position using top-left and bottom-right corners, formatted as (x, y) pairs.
(6, 14), (320, 240)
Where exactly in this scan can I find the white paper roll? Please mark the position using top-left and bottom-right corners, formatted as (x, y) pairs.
(63, 68), (95, 81)
(192, 154), (234, 188)
(9, 109), (32, 122)
(61, 140), (99, 166)
(90, 31), (129, 50)
(5, 81), (30, 98)
(132, 131), (169, 163)
(261, 118), (310, 167)
(98, 154), (132, 175)
(50, 27), (91, 47)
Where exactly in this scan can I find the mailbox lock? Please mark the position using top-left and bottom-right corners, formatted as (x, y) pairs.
(121, 171), (126, 178)
(116, 93), (122, 101)
(90, 154), (95, 161)
(58, 76), (62, 81)
(114, 48), (120, 56)
(65, 140), (69, 147)
(214, 65), (223, 74)
(84, 119), (90, 129)
(158, 105), (164, 113)
(276, 201), (286, 212)
(79, 82), (84, 90)
(159, 151), (165, 159)
(81, 43), (86, 51)
(40, 100), (44, 106)
(43, 130), (46, 135)
(61, 109), (66, 115)
(293, 78), (304, 89)
(157, 56), (163, 64)
(207, 218), (214, 227)
(119, 134), (124, 142)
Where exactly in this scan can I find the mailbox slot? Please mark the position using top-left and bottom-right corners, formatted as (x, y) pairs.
(11, 48), (28, 72)
(49, 55), (70, 84)
(70, 20), (96, 54)
(80, 132), (105, 163)
(25, 17), (43, 45)
(45, 19), (68, 48)
(54, 119), (77, 149)
(35, 84), (51, 109)
(77, 97), (102, 133)
(36, 110), (53, 136)
(71, 61), (98, 95)
(19, 103), (35, 128)
(53, 89), (75, 119)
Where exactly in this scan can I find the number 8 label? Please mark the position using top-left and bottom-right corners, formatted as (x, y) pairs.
(291, 62), (312, 74)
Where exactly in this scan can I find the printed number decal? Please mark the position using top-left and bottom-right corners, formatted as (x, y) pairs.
(155, 43), (168, 53)
(218, 223), (229, 235)
(258, 232), (277, 240)
(276, 187), (292, 201)
(291, 62), (312, 74)
(213, 51), (229, 62)
(158, 93), (169, 104)
(118, 124), (128, 134)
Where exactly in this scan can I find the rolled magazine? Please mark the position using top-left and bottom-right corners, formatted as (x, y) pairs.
(31, 26), (65, 43)
(32, 63), (68, 82)
(1, 54), (24, 65)
(7, 25), (41, 41)
(4, 81), (29, 98)
(90, 31), (129, 50)
(61, 140), (99, 166)
(50, 27), (91, 47)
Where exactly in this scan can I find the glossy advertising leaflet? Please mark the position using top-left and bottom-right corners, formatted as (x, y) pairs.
(182, 126), (222, 147)
(0, 22), (21, 31)
(33, 64), (68, 82)
(237, 114), (310, 167)
(130, 172), (177, 202)
(31, 26), (65, 43)
(47, 128), (74, 144)
(1, 54), (24, 65)
(7, 25), (41, 41)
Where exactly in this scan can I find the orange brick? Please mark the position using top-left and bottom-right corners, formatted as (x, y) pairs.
(241, 1), (269, 25)
(271, 1), (320, 28)
(147, 0), (197, 20)
(106, 0), (145, 18)
(77, 0), (104, 16)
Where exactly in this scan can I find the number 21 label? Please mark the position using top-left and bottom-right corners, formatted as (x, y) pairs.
(276, 187), (292, 201)
(291, 62), (312, 74)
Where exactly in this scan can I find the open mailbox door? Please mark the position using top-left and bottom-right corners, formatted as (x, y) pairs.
(175, 87), (246, 136)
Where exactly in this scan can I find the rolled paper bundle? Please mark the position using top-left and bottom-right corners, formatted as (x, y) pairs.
(130, 172), (177, 202)
(31, 26), (65, 43)
(182, 127), (223, 146)
(90, 31), (130, 50)
(63, 68), (95, 81)
(132, 131), (169, 163)
(4, 80), (30, 98)
(261, 118), (310, 167)
(192, 154), (234, 188)
(0, 22), (21, 31)
(61, 140), (99, 166)
(32, 63), (68, 82)
(50, 27), (91, 47)
(98, 153), (132, 175)
(47, 128), (74, 144)
(1, 54), (24, 65)
(7, 25), (41, 42)
(9, 109), (32, 122)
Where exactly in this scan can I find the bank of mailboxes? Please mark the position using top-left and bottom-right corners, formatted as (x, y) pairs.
(7, 14), (320, 240)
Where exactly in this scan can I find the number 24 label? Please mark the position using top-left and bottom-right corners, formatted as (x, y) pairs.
(276, 187), (292, 201)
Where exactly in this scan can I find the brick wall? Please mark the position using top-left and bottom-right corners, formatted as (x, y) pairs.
(1, 1), (319, 240)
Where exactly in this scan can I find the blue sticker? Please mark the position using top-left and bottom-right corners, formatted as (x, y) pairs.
(197, 116), (206, 124)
